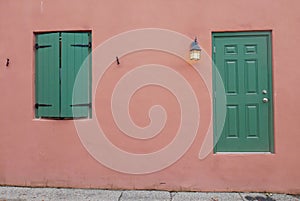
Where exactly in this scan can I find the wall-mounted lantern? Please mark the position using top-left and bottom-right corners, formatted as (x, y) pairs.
(190, 37), (201, 61)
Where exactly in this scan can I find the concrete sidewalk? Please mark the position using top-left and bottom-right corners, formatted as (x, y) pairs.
(0, 186), (299, 201)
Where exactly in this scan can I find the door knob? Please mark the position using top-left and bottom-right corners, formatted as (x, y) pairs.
(262, 90), (267, 94)
(262, 98), (269, 103)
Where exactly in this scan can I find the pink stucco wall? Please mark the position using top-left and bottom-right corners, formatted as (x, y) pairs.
(0, 0), (300, 193)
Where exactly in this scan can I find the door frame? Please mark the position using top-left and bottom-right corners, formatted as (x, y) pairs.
(212, 31), (274, 153)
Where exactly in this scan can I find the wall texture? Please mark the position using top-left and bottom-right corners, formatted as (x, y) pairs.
(0, 0), (300, 193)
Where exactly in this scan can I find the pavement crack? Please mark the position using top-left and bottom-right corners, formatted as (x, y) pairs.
(170, 191), (176, 201)
(239, 192), (245, 201)
(118, 191), (123, 201)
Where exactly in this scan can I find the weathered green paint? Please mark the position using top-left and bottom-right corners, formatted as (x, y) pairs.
(61, 32), (91, 118)
(213, 32), (273, 152)
(35, 32), (60, 118)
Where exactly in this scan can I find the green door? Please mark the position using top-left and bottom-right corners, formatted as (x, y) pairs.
(213, 32), (273, 152)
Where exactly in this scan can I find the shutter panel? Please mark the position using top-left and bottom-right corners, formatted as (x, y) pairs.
(61, 32), (91, 118)
(35, 33), (60, 118)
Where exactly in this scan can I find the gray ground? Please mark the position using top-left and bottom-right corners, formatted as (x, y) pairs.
(0, 186), (299, 201)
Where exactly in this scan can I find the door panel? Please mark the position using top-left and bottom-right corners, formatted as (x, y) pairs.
(213, 32), (273, 152)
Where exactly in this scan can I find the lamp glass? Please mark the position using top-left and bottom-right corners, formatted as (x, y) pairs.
(190, 49), (201, 60)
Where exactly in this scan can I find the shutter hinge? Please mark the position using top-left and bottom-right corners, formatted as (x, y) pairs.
(70, 103), (92, 108)
(71, 42), (91, 48)
(35, 103), (52, 109)
(35, 44), (52, 49)
(213, 46), (216, 53)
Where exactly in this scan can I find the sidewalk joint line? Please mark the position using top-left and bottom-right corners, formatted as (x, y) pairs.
(118, 191), (123, 201)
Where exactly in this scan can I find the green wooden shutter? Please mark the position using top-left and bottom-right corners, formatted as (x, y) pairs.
(35, 33), (60, 118)
(61, 32), (91, 118)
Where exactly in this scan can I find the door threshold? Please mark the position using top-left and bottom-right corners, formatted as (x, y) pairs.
(215, 152), (273, 154)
